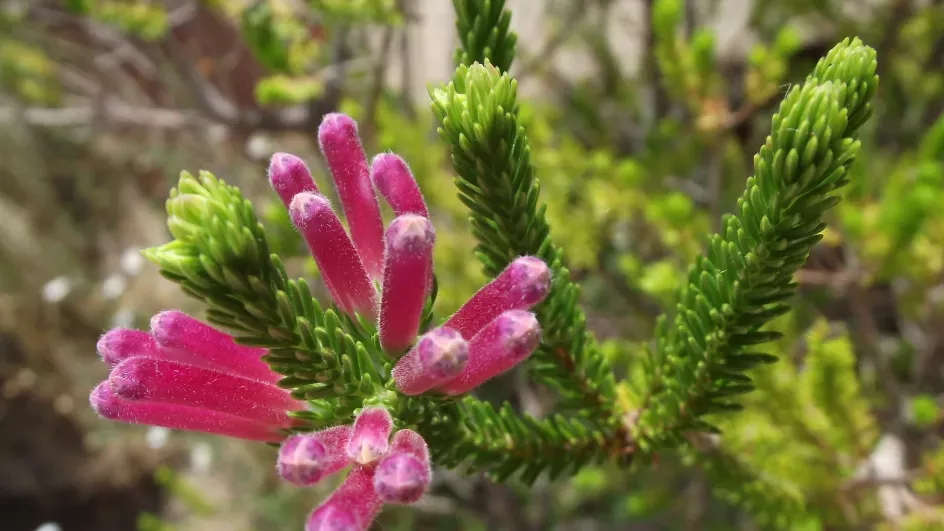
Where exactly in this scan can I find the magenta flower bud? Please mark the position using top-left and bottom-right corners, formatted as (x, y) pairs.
(346, 407), (393, 465)
(318, 113), (385, 280)
(373, 428), (431, 503)
(277, 425), (353, 486)
(306, 467), (381, 531)
(150, 310), (277, 383)
(392, 327), (468, 395)
(443, 256), (550, 339)
(97, 328), (160, 366)
(373, 452), (430, 504)
(109, 357), (303, 424)
(437, 310), (542, 395)
(379, 215), (435, 353)
(289, 192), (377, 320)
(306, 504), (358, 531)
(268, 152), (319, 208)
(369, 153), (428, 218)
(90, 382), (286, 442)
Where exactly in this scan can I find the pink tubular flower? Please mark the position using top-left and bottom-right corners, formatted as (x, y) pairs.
(89, 311), (304, 442)
(318, 113), (385, 280)
(150, 310), (278, 383)
(278, 425), (353, 486)
(109, 357), (297, 424)
(379, 214), (435, 353)
(268, 152), (319, 208)
(392, 328), (468, 395)
(347, 407), (393, 465)
(91, 382), (287, 442)
(289, 192), (378, 320)
(437, 310), (542, 396)
(370, 153), (428, 218)
(306, 467), (382, 531)
(443, 256), (551, 339)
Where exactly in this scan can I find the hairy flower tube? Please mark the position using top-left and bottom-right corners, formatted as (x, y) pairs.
(379, 214), (436, 353)
(443, 256), (551, 339)
(290, 192), (378, 320)
(318, 113), (386, 280)
(89, 311), (304, 442)
(306, 467), (381, 531)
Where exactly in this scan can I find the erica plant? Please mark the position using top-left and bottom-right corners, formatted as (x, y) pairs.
(87, 0), (881, 529)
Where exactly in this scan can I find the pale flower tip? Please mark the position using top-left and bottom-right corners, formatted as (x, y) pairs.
(289, 191), (332, 225)
(347, 407), (393, 465)
(89, 381), (117, 418)
(385, 214), (435, 254)
(373, 453), (430, 504)
(107, 358), (147, 400)
(369, 152), (401, 176)
(318, 113), (358, 144)
(97, 328), (154, 366)
(389, 429), (430, 463)
(306, 505), (360, 531)
(148, 309), (188, 345)
(268, 152), (318, 206)
(509, 256), (551, 306)
(498, 309), (542, 360)
(418, 328), (468, 380)
(277, 434), (330, 486)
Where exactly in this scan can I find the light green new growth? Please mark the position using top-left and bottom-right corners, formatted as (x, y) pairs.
(634, 38), (878, 448)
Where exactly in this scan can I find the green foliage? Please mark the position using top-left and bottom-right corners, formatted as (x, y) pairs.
(310, 0), (400, 23)
(240, 1), (293, 73)
(255, 75), (324, 106)
(61, 0), (169, 40)
(393, 396), (628, 485)
(452, 0), (516, 72)
(634, 38), (879, 449)
(0, 40), (61, 105)
(719, 317), (879, 526)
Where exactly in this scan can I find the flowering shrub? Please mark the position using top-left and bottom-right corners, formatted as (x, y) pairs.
(85, 0), (897, 529)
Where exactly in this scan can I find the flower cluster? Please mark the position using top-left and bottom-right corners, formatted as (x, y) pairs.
(88, 112), (552, 529)
(278, 408), (431, 530)
(269, 113), (552, 394)
(90, 310), (304, 441)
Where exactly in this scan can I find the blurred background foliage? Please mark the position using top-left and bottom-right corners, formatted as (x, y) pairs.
(0, 0), (942, 530)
